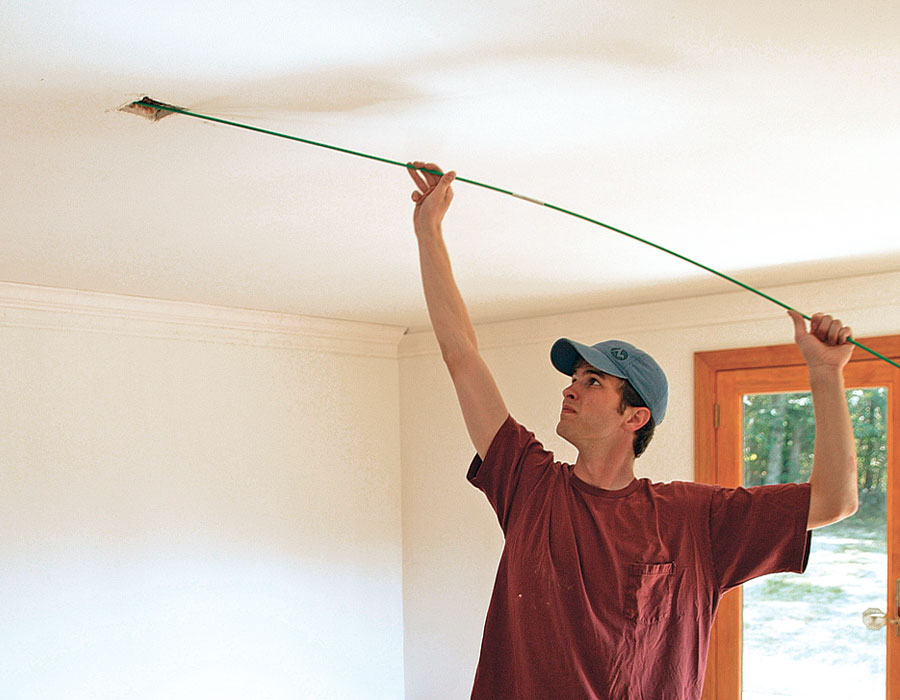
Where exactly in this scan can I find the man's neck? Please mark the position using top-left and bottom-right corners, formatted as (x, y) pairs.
(572, 444), (636, 490)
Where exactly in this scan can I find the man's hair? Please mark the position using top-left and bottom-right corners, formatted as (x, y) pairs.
(618, 379), (655, 458)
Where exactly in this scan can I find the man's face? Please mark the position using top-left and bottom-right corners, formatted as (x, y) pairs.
(555, 359), (628, 446)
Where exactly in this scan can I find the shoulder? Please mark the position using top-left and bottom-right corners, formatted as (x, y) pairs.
(472, 414), (558, 477)
(643, 480), (805, 509)
(643, 479), (718, 501)
(490, 415), (548, 456)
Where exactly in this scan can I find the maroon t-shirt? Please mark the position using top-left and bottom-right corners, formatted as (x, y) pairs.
(467, 415), (811, 700)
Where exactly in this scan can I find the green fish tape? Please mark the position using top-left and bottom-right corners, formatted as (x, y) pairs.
(128, 97), (899, 371)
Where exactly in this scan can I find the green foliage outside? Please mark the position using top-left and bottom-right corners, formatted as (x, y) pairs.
(742, 387), (888, 523)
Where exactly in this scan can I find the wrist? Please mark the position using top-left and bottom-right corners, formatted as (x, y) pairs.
(414, 221), (443, 240)
(807, 365), (845, 388)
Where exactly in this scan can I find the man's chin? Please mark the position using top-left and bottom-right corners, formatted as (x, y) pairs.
(556, 421), (574, 445)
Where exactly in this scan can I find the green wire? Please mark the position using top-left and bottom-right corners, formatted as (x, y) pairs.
(129, 97), (899, 371)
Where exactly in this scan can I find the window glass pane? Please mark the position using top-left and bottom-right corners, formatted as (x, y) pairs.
(741, 388), (887, 700)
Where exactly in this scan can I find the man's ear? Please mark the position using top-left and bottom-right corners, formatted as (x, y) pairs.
(625, 406), (651, 432)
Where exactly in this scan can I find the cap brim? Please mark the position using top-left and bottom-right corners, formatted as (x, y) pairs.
(550, 338), (626, 379)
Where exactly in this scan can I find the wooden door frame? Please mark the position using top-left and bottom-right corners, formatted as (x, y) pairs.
(695, 334), (900, 700)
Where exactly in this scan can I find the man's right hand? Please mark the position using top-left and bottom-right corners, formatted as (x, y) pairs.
(408, 161), (456, 236)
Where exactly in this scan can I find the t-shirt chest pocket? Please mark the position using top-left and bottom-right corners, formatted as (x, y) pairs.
(625, 562), (676, 623)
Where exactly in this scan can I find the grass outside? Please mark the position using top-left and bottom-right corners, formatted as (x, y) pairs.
(741, 518), (887, 699)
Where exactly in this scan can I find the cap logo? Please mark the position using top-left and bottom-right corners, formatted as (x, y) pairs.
(610, 347), (629, 361)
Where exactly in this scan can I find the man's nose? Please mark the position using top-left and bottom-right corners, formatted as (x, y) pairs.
(563, 383), (577, 399)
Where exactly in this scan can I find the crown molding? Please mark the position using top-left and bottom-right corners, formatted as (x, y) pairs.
(0, 282), (407, 359)
(399, 270), (900, 358)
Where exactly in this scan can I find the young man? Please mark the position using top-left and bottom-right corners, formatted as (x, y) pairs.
(408, 162), (858, 700)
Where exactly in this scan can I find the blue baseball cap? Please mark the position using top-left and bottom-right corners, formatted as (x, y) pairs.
(550, 338), (668, 424)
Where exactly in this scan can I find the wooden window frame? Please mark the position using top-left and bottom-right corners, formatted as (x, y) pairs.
(695, 334), (900, 700)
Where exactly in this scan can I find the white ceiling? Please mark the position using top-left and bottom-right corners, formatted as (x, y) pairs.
(2, 0), (898, 331)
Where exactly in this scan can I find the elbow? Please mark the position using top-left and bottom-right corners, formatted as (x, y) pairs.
(440, 339), (479, 372)
(827, 490), (859, 524)
(807, 488), (858, 530)
(440, 346), (465, 370)
(840, 493), (859, 521)
(827, 494), (859, 527)
(836, 478), (860, 521)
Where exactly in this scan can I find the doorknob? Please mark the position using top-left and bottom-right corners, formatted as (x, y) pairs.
(863, 579), (900, 636)
(861, 607), (899, 632)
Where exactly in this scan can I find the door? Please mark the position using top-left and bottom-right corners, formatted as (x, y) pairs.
(695, 335), (899, 700)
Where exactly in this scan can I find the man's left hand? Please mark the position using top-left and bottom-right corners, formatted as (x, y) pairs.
(788, 310), (854, 372)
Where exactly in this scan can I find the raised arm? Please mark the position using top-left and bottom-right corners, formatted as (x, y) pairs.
(788, 310), (858, 530)
(408, 162), (508, 458)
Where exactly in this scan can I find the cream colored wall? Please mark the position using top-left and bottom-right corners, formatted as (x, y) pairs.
(0, 284), (406, 700)
(3, 270), (897, 700)
(399, 270), (900, 699)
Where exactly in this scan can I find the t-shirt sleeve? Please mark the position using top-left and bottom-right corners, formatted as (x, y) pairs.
(708, 482), (812, 593)
(467, 414), (555, 534)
